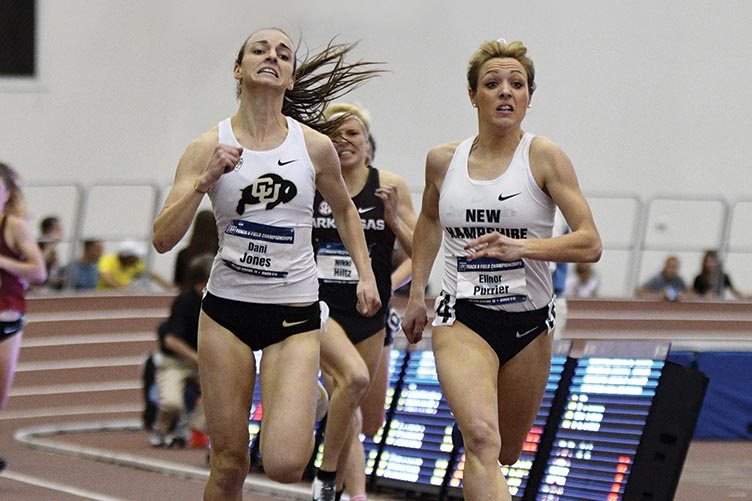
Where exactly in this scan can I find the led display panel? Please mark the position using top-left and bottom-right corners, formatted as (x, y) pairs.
(296, 339), (703, 501)
(372, 350), (454, 493)
(364, 349), (407, 477)
(536, 341), (670, 501)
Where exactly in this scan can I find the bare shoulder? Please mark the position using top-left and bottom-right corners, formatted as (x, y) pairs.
(530, 135), (570, 167)
(377, 168), (408, 187)
(175, 126), (218, 174)
(186, 127), (219, 158)
(427, 141), (461, 163)
(4, 214), (25, 234)
(300, 123), (336, 164)
(426, 141), (461, 178)
(4, 214), (34, 247)
(529, 135), (580, 193)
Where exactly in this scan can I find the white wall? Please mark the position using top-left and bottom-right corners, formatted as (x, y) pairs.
(3, 0), (752, 294)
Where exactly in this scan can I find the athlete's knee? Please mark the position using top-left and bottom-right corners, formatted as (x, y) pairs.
(340, 367), (371, 402)
(263, 455), (308, 484)
(460, 419), (501, 459)
(209, 446), (251, 491)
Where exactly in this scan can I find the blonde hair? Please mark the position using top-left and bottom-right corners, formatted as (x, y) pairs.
(323, 102), (371, 135)
(466, 39), (536, 96)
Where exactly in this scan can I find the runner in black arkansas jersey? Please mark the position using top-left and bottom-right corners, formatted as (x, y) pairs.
(311, 102), (417, 501)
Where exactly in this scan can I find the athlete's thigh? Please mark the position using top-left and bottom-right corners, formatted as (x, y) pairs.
(0, 331), (22, 406)
(355, 328), (386, 381)
(360, 342), (390, 434)
(319, 318), (368, 383)
(432, 323), (500, 430)
(497, 331), (553, 453)
(258, 328), (320, 452)
(197, 311), (256, 450)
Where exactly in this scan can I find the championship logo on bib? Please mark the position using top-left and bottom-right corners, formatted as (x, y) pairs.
(222, 220), (294, 278)
(456, 257), (527, 304)
(317, 242), (363, 284)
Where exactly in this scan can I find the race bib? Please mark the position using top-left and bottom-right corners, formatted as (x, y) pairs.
(221, 220), (294, 278)
(317, 242), (360, 284)
(456, 257), (527, 304)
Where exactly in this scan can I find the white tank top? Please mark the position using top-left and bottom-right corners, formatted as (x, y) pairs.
(438, 132), (555, 312)
(206, 116), (319, 304)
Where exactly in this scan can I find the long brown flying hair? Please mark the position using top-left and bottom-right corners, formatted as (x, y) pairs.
(235, 30), (384, 137)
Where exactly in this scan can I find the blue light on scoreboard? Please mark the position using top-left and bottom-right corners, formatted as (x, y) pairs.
(537, 355), (665, 501)
(373, 350), (454, 491)
(364, 349), (406, 476)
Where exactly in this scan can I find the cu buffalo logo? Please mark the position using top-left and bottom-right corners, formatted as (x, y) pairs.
(236, 173), (298, 213)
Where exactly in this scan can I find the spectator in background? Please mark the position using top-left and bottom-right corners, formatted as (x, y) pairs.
(149, 255), (212, 448)
(97, 240), (171, 291)
(0, 161), (47, 471)
(172, 210), (218, 290)
(636, 255), (687, 301)
(57, 239), (103, 290)
(564, 263), (599, 298)
(692, 250), (747, 300)
(37, 215), (64, 289)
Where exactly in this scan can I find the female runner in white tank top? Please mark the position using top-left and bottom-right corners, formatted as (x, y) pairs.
(153, 28), (382, 501)
(402, 39), (602, 501)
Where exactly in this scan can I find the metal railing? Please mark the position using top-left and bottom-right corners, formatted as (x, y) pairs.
(24, 182), (750, 297)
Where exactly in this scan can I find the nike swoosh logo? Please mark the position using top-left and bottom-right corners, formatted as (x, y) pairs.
(278, 159), (297, 166)
(498, 192), (521, 202)
(515, 326), (538, 338)
(357, 207), (375, 214)
(282, 319), (308, 328)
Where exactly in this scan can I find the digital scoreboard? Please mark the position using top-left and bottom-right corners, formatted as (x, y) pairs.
(537, 342), (669, 500)
(366, 340), (705, 500)
(245, 338), (705, 500)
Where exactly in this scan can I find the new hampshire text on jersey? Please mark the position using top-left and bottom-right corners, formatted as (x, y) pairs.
(444, 209), (529, 239)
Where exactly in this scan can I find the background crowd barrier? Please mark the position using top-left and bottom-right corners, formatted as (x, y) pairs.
(24, 182), (752, 298)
